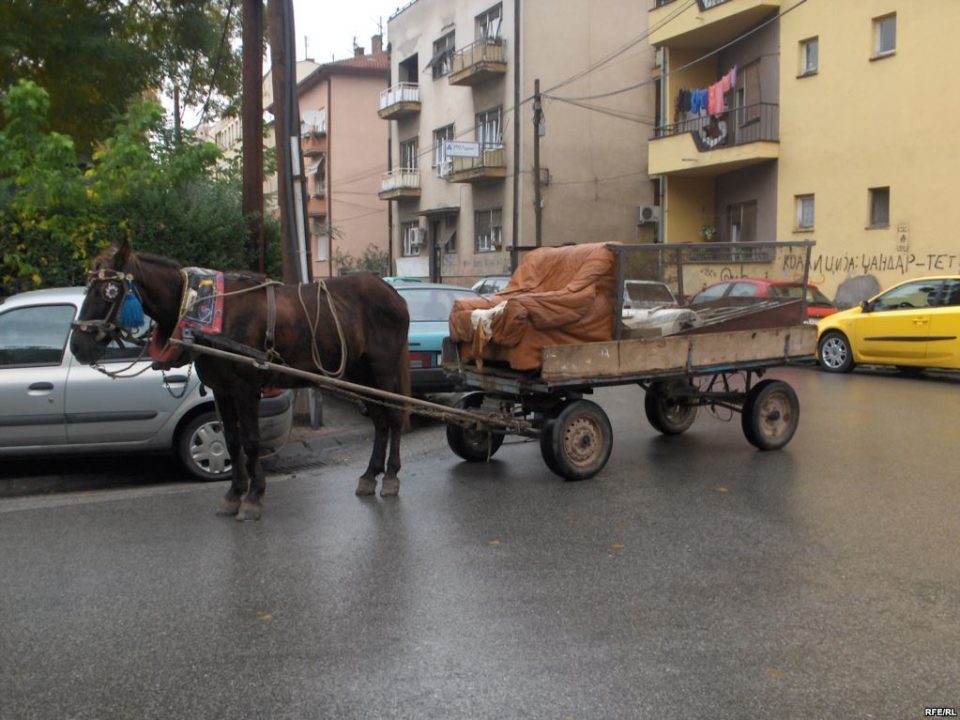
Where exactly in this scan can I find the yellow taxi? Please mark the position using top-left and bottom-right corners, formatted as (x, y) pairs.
(817, 276), (960, 374)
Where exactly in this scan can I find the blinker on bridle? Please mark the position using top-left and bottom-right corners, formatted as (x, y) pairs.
(72, 268), (145, 342)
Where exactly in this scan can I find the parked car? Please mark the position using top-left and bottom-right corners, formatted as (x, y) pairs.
(623, 280), (678, 309)
(471, 275), (511, 296)
(394, 282), (480, 394)
(817, 275), (960, 374)
(0, 287), (293, 480)
(688, 278), (838, 320)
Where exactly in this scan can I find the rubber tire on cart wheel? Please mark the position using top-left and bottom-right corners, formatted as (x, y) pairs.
(446, 393), (505, 462)
(644, 380), (698, 435)
(177, 410), (234, 480)
(741, 379), (799, 451)
(539, 399), (613, 481)
(818, 331), (854, 373)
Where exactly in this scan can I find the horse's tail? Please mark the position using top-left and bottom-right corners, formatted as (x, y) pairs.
(398, 337), (412, 431)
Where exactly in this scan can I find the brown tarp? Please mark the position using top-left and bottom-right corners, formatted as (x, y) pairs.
(449, 242), (619, 370)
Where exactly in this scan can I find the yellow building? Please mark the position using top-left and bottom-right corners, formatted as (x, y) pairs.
(649, 0), (960, 306)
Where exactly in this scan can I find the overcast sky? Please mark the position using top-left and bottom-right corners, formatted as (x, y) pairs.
(292, 0), (403, 63)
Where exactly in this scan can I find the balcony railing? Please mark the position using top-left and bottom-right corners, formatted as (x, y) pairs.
(654, 102), (778, 150)
(378, 83), (420, 120)
(448, 144), (506, 183)
(449, 37), (507, 86)
(378, 168), (421, 200)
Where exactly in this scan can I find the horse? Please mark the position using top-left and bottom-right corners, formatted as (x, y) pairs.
(70, 240), (411, 520)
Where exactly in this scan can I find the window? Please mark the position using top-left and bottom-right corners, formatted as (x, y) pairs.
(430, 32), (455, 78)
(869, 187), (890, 227)
(796, 194), (815, 230)
(475, 209), (502, 252)
(735, 61), (761, 124)
(433, 125), (454, 177)
(476, 107), (502, 150)
(442, 214), (458, 254)
(313, 221), (329, 262)
(0, 304), (75, 367)
(728, 201), (757, 243)
(476, 4), (502, 40)
(308, 154), (325, 198)
(799, 37), (818, 76)
(401, 221), (421, 257)
(399, 138), (418, 170)
(873, 14), (896, 57)
(872, 280), (939, 312)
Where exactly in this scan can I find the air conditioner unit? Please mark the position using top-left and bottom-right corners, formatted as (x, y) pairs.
(636, 205), (661, 225)
(409, 228), (425, 247)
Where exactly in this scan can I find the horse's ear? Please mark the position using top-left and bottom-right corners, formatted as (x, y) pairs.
(115, 239), (132, 268)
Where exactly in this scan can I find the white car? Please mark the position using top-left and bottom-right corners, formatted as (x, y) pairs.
(0, 287), (293, 480)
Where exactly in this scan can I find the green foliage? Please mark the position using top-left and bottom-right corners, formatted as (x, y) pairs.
(334, 243), (391, 277)
(1, 80), (280, 296)
(0, 0), (241, 154)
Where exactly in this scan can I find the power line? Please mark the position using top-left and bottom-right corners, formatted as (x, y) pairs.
(552, 0), (809, 103)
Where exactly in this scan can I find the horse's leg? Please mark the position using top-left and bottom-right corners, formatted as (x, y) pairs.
(381, 406), (404, 497)
(215, 395), (246, 516)
(356, 402), (388, 496)
(236, 391), (265, 521)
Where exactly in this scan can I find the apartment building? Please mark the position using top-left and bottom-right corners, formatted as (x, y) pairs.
(278, 39), (390, 278)
(381, 0), (658, 285)
(649, 0), (960, 303)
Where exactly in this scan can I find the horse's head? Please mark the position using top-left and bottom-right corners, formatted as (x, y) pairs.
(70, 240), (145, 364)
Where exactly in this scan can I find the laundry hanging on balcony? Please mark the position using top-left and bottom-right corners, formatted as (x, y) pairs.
(675, 66), (738, 120)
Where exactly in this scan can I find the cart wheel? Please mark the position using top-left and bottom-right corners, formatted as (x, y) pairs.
(644, 380), (697, 435)
(446, 392), (505, 462)
(741, 379), (799, 451)
(540, 399), (612, 481)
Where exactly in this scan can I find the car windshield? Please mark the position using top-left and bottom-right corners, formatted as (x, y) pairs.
(625, 282), (675, 305)
(769, 284), (833, 305)
(401, 288), (473, 322)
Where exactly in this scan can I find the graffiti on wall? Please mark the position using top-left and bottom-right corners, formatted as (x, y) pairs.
(782, 251), (960, 280)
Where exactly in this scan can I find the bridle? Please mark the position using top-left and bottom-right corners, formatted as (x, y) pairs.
(72, 268), (143, 344)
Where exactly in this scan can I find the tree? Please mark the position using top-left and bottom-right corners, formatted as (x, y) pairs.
(0, 0), (242, 154)
(0, 80), (280, 296)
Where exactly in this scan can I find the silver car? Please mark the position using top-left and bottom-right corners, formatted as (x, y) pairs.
(0, 287), (293, 480)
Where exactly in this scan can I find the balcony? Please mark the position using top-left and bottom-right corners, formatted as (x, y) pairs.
(448, 37), (507, 87)
(301, 130), (326, 157)
(378, 83), (420, 120)
(378, 168), (421, 200)
(447, 145), (506, 183)
(649, 102), (778, 176)
(649, 0), (781, 49)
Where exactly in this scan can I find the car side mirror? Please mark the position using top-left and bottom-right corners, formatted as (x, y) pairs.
(860, 300), (872, 313)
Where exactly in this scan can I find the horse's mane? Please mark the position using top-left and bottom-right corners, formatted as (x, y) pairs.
(134, 251), (183, 270)
(133, 250), (269, 283)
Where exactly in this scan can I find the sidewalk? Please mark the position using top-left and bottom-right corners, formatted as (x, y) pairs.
(264, 391), (374, 474)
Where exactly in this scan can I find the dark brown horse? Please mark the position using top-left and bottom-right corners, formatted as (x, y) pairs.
(71, 241), (410, 519)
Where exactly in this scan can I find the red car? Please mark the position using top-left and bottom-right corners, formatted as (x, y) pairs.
(688, 278), (838, 319)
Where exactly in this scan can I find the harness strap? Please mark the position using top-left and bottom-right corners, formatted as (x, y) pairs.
(265, 284), (277, 357)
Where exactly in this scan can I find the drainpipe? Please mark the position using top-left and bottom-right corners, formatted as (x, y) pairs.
(510, 0), (521, 272)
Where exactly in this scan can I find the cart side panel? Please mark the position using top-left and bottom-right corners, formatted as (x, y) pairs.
(540, 325), (816, 382)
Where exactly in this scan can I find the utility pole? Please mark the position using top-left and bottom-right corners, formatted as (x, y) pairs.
(533, 77), (543, 248)
(510, 0), (520, 271)
(267, 0), (310, 283)
(242, 0), (264, 273)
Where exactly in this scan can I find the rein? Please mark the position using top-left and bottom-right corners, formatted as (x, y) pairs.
(298, 280), (348, 378)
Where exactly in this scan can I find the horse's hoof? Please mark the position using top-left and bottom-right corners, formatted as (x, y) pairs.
(355, 476), (377, 496)
(380, 476), (399, 497)
(217, 497), (241, 516)
(236, 500), (262, 521)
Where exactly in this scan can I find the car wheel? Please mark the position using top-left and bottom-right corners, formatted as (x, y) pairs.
(177, 410), (233, 481)
(818, 331), (854, 373)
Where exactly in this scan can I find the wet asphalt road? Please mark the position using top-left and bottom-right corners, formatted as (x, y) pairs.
(1, 367), (958, 719)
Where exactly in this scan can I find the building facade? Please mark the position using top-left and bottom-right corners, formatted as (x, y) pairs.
(287, 39), (390, 278)
(649, 0), (960, 304)
(382, 0), (658, 285)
